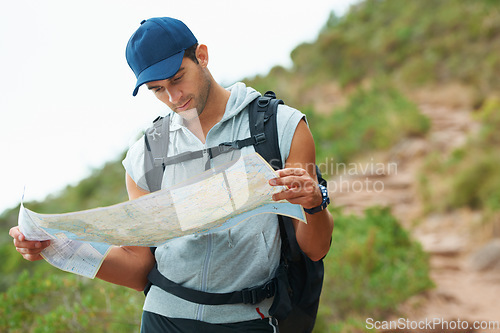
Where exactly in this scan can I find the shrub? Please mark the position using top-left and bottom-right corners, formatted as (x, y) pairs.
(315, 207), (433, 331)
(0, 270), (143, 333)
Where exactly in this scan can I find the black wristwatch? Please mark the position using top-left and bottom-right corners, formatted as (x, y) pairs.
(303, 184), (330, 215)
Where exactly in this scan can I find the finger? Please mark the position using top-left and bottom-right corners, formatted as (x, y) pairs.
(270, 175), (302, 187)
(275, 168), (307, 177)
(13, 238), (51, 250)
(22, 253), (44, 262)
(9, 226), (25, 241)
(16, 246), (44, 255)
(272, 187), (305, 202)
(270, 177), (317, 193)
(273, 186), (322, 209)
(15, 242), (49, 260)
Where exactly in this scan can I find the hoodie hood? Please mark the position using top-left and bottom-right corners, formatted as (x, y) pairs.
(221, 82), (261, 122)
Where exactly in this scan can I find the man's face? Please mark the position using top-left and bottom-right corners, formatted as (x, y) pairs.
(145, 57), (211, 119)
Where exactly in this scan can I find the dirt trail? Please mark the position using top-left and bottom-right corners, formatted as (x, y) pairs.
(327, 103), (500, 331)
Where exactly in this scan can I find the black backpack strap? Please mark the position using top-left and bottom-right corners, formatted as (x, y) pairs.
(249, 91), (284, 170)
(249, 92), (327, 331)
(147, 264), (276, 305)
(247, 91), (307, 262)
(247, 91), (306, 260)
(144, 115), (171, 192)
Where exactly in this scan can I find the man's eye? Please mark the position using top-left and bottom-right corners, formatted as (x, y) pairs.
(174, 75), (183, 82)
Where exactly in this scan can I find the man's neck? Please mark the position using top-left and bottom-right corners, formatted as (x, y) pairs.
(184, 82), (230, 143)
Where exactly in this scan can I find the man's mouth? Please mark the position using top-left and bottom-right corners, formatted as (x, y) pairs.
(176, 99), (191, 111)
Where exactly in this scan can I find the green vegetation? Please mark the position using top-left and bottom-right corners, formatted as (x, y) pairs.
(0, 270), (143, 332)
(314, 207), (433, 332)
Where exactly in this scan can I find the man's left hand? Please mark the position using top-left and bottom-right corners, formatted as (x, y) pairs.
(269, 168), (322, 209)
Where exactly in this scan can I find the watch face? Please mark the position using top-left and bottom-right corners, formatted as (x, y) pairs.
(319, 185), (329, 200)
(305, 184), (330, 214)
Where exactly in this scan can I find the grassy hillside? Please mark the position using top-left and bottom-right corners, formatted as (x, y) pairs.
(254, 0), (500, 108)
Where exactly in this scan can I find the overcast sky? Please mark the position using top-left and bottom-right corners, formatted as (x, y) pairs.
(0, 0), (359, 213)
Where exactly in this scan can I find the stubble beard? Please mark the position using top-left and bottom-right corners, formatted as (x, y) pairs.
(177, 71), (212, 122)
(195, 72), (212, 117)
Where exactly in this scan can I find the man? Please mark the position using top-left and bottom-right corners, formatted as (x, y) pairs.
(10, 17), (333, 332)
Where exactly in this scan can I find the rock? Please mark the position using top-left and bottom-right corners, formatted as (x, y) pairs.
(469, 239), (500, 271)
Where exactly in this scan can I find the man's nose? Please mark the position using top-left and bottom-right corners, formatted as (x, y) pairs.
(165, 86), (182, 104)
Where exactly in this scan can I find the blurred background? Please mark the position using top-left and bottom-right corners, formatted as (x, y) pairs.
(1, 0), (500, 332)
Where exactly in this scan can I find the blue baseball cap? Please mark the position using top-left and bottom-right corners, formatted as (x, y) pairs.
(126, 17), (198, 96)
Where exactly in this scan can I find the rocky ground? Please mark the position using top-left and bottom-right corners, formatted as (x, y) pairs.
(327, 103), (500, 332)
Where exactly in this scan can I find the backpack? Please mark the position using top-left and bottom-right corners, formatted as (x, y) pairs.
(143, 91), (327, 333)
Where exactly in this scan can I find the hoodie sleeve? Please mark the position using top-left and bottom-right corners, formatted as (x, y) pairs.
(276, 104), (307, 166)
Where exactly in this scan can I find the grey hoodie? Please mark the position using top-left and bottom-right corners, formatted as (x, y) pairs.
(123, 82), (304, 323)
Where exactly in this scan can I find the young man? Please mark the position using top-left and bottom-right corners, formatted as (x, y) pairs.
(10, 17), (333, 332)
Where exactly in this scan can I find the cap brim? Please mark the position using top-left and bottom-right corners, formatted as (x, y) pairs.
(132, 50), (185, 96)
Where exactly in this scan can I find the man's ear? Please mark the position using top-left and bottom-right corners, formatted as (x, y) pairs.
(195, 44), (209, 67)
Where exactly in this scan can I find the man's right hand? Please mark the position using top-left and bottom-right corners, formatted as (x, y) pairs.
(9, 226), (51, 262)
